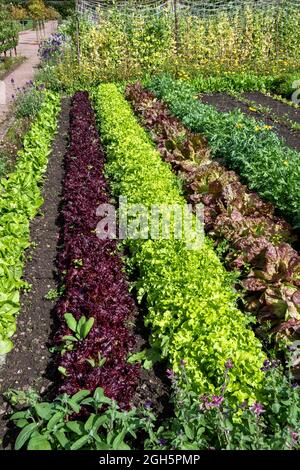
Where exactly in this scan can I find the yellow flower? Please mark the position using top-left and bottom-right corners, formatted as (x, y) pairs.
(254, 126), (261, 132)
(263, 125), (273, 130)
(248, 106), (257, 112)
(236, 123), (244, 129)
(283, 160), (289, 166)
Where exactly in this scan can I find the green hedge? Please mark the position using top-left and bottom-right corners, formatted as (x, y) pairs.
(0, 92), (60, 355)
(94, 84), (265, 403)
(148, 75), (300, 225)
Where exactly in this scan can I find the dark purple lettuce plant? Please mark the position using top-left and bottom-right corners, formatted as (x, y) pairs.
(55, 91), (139, 408)
(125, 82), (300, 371)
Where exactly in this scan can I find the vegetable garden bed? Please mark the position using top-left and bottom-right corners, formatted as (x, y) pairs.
(125, 82), (300, 372)
(200, 93), (300, 153)
(0, 84), (300, 450)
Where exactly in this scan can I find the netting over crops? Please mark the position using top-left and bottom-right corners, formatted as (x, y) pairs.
(71, 0), (300, 81)
(77, 0), (300, 21)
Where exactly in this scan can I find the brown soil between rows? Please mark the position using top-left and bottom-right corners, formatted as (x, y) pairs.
(200, 92), (300, 152)
(243, 92), (300, 125)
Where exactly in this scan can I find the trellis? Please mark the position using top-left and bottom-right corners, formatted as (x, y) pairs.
(74, 0), (300, 74)
(76, 0), (300, 19)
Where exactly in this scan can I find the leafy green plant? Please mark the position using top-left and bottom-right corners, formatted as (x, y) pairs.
(149, 75), (300, 225)
(0, 91), (60, 354)
(128, 347), (161, 370)
(44, 288), (59, 301)
(146, 356), (300, 450)
(63, 313), (94, 343)
(9, 388), (153, 450)
(94, 84), (266, 404)
(187, 72), (279, 94)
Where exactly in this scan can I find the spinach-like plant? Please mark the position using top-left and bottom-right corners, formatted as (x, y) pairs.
(63, 313), (95, 343)
(10, 388), (155, 451)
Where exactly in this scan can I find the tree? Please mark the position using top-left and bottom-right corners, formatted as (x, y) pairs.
(27, 0), (48, 20)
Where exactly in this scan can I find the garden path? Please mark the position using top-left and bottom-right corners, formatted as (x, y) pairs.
(0, 21), (57, 129)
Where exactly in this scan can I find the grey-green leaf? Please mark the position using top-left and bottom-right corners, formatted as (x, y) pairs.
(34, 403), (53, 420)
(15, 423), (37, 450)
(28, 436), (52, 450)
(70, 435), (90, 450)
(66, 421), (85, 435)
(72, 390), (91, 403)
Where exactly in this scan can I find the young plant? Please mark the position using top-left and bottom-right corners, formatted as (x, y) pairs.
(63, 313), (95, 343)
(9, 388), (156, 451)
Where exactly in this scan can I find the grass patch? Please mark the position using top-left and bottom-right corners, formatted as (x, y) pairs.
(0, 57), (26, 81)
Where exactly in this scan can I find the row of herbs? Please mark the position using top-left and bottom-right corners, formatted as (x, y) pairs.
(125, 82), (300, 376)
(148, 75), (300, 227)
(0, 91), (60, 355)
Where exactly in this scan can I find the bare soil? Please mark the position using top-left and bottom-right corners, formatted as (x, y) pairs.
(200, 92), (300, 152)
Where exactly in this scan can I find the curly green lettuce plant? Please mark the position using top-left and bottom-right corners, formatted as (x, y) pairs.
(0, 91), (60, 354)
(93, 84), (265, 404)
(148, 75), (300, 225)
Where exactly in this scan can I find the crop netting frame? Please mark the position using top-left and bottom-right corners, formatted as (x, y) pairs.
(76, 0), (300, 19)
(75, 0), (300, 75)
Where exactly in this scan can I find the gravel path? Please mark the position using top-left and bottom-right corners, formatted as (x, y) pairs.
(0, 21), (57, 126)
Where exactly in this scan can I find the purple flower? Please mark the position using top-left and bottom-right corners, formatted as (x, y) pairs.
(158, 438), (167, 446)
(180, 359), (186, 367)
(288, 344), (297, 352)
(209, 395), (224, 407)
(225, 359), (234, 369)
(144, 400), (153, 410)
(271, 359), (279, 368)
(11, 94), (15, 99)
(261, 359), (271, 372)
(240, 400), (248, 409)
(250, 402), (265, 416)
(200, 394), (209, 402)
(10, 78), (14, 84)
(166, 368), (175, 380)
(201, 395), (224, 409)
(291, 431), (298, 442)
(291, 383), (298, 389)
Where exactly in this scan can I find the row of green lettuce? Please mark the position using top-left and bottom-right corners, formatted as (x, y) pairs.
(0, 92), (60, 355)
(186, 71), (300, 98)
(93, 84), (266, 405)
(147, 75), (300, 226)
